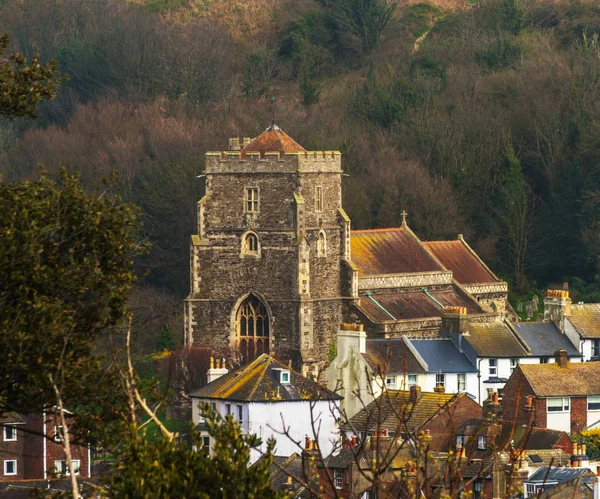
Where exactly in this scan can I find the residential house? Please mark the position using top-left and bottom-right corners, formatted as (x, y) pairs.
(524, 466), (593, 497)
(189, 354), (342, 464)
(0, 411), (90, 481)
(326, 325), (478, 418)
(502, 349), (600, 434)
(343, 386), (482, 452)
(514, 323), (582, 365)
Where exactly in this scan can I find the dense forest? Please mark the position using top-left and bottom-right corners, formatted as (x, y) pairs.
(2, 0), (600, 352)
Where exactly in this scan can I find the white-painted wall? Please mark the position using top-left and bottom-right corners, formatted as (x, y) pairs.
(582, 340), (594, 362)
(192, 398), (340, 464)
(564, 319), (584, 356)
(547, 410), (571, 433)
(247, 400), (339, 463)
(587, 405), (600, 429)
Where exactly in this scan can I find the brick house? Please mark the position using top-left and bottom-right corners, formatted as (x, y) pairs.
(501, 349), (600, 434)
(0, 411), (90, 481)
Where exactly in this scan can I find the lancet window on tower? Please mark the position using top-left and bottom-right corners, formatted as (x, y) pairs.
(243, 232), (259, 254)
(236, 295), (270, 363)
(317, 231), (326, 257)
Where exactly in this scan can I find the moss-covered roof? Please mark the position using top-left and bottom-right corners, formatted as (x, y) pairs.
(189, 354), (342, 402)
(519, 362), (600, 397)
(567, 304), (600, 339)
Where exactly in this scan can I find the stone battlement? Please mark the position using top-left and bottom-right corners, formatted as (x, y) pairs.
(205, 150), (342, 174)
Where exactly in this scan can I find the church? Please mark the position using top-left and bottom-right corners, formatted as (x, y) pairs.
(184, 125), (510, 377)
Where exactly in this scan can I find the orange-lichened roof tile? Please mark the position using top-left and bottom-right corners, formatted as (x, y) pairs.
(241, 124), (306, 157)
(567, 303), (600, 339)
(423, 239), (498, 285)
(358, 288), (483, 322)
(351, 227), (443, 276)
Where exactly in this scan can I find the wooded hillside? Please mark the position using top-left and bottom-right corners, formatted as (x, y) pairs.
(2, 0), (600, 349)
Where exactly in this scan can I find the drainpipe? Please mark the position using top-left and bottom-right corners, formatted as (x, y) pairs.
(422, 288), (446, 309)
(477, 358), (482, 404)
(365, 292), (396, 320)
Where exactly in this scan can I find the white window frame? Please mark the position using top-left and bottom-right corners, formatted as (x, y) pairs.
(547, 397), (570, 412)
(386, 376), (397, 390)
(489, 358), (497, 377)
(510, 358), (519, 374)
(456, 435), (467, 447)
(477, 435), (487, 450)
(540, 356), (549, 364)
(435, 373), (445, 388)
(333, 468), (343, 489)
(237, 404), (243, 424)
(407, 374), (417, 387)
(55, 460), (80, 476)
(588, 396), (600, 411)
(54, 425), (64, 443)
(280, 371), (290, 384)
(315, 186), (323, 212)
(225, 404), (231, 415)
(457, 373), (466, 392)
(245, 187), (259, 213)
(202, 435), (210, 456)
(593, 339), (600, 358)
(3, 426), (16, 442)
(3, 460), (16, 476)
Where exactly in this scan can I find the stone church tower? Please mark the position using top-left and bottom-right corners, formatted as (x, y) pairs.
(184, 125), (354, 375)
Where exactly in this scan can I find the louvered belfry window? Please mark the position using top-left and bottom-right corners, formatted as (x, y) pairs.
(236, 295), (269, 363)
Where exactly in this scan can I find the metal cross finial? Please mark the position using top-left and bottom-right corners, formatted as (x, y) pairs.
(401, 210), (408, 226)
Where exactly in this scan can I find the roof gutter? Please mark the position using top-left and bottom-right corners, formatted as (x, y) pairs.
(422, 287), (446, 309)
(365, 291), (396, 320)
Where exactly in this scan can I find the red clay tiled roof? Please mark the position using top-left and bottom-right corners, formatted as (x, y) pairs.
(241, 124), (306, 157)
(423, 240), (497, 285)
(358, 288), (483, 322)
(350, 228), (443, 276)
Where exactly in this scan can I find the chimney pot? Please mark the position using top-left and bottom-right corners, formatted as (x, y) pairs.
(305, 436), (310, 449)
(492, 392), (499, 404)
(596, 466), (600, 476)
(410, 385), (422, 403)
(351, 435), (358, 447)
(573, 442), (579, 455)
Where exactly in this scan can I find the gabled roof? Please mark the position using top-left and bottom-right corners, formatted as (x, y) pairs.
(409, 339), (476, 373)
(358, 288), (483, 323)
(518, 362), (600, 397)
(461, 321), (529, 358)
(514, 323), (580, 357)
(567, 303), (600, 339)
(189, 354), (341, 402)
(345, 390), (463, 433)
(527, 466), (592, 484)
(241, 124), (306, 157)
(423, 239), (498, 285)
(0, 412), (26, 424)
(350, 227), (443, 276)
(363, 339), (427, 375)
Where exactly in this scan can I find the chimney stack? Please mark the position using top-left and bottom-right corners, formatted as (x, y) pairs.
(338, 323), (366, 354)
(207, 357), (229, 383)
(544, 289), (571, 330)
(441, 306), (469, 335)
(554, 349), (569, 368)
(483, 391), (503, 420)
(409, 385), (422, 403)
(434, 385), (445, 394)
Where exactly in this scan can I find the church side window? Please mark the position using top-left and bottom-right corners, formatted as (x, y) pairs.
(236, 295), (270, 363)
(243, 232), (259, 255)
(315, 186), (323, 212)
(245, 188), (259, 213)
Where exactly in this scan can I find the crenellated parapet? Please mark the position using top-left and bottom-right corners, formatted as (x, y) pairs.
(204, 150), (342, 174)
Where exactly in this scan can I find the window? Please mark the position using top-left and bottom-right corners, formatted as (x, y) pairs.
(317, 231), (326, 257)
(54, 425), (64, 442)
(526, 484), (537, 497)
(407, 374), (417, 387)
(55, 460), (80, 476)
(280, 371), (290, 383)
(3, 460), (16, 476)
(435, 373), (445, 388)
(547, 397), (570, 412)
(202, 436), (210, 456)
(211, 402), (217, 413)
(333, 468), (343, 489)
(456, 435), (467, 447)
(225, 404), (231, 416)
(315, 186), (323, 212)
(236, 294), (270, 363)
(457, 373), (466, 392)
(589, 396), (600, 411)
(510, 358), (519, 374)
(237, 405), (243, 423)
(477, 435), (487, 450)
(245, 187), (259, 213)
(489, 359), (497, 377)
(386, 376), (397, 390)
(242, 232), (259, 255)
(3, 426), (16, 442)
(540, 356), (549, 364)
(593, 339), (600, 358)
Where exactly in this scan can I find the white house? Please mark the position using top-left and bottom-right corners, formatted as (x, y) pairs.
(189, 354), (341, 464)
(326, 324), (478, 419)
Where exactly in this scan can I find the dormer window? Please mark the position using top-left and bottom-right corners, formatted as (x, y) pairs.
(280, 370), (290, 383)
(245, 187), (259, 213)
